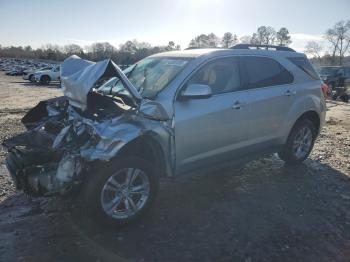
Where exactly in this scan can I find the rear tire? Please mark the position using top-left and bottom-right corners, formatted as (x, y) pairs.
(278, 119), (317, 164)
(77, 157), (159, 227)
(340, 94), (349, 102)
(40, 75), (50, 85)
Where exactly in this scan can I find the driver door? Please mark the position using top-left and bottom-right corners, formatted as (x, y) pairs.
(174, 56), (251, 174)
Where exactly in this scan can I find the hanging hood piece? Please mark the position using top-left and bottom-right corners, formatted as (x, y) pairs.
(61, 55), (142, 111)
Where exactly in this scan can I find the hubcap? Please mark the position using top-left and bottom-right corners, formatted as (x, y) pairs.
(292, 126), (313, 159)
(100, 168), (150, 219)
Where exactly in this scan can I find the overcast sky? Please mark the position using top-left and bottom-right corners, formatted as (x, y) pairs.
(0, 0), (349, 51)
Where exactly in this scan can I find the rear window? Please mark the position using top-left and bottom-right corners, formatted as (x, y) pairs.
(242, 56), (294, 89)
(288, 57), (320, 80)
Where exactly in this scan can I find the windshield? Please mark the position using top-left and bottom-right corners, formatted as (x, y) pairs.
(319, 67), (339, 75)
(97, 57), (191, 99)
(127, 57), (191, 98)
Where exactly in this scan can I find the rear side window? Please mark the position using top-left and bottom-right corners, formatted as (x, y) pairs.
(242, 56), (294, 89)
(288, 57), (320, 80)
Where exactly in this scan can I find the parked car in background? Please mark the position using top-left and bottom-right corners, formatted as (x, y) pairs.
(3, 45), (326, 226)
(23, 66), (53, 82)
(33, 65), (61, 84)
(5, 66), (26, 76)
(0, 58), (58, 83)
(319, 66), (350, 102)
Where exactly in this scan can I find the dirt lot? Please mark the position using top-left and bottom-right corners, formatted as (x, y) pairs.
(0, 72), (349, 262)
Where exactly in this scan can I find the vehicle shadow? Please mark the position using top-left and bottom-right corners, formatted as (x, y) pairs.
(11, 80), (61, 88)
(1, 156), (349, 262)
(70, 156), (350, 262)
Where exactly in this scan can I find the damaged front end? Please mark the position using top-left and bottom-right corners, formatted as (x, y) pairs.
(3, 55), (173, 197)
(3, 96), (84, 196)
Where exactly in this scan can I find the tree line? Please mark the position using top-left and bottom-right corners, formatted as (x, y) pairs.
(0, 26), (292, 64)
(189, 27), (291, 48)
(0, 20), (349, 65)
(0, 40), (181, 65)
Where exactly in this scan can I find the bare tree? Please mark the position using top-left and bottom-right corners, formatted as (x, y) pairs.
(251, 26), (276, 45)
(276, 27), (292, 46)
(64, 44), (83, 56)
(325, 20), (350, 65)
(265, 26), (276, 45)
(165, 41), (181, 51)
(250, 33), (260, 44)
(207, 33), (220, 47)
(189, 34), (208, 48)
(119, 41), (137, 54)
(89, 42), (116, 60)
(239, 35), (252, 44)
(189, 33), (220, 48)
(304, 41), (323, 61)
(221, 32), (238, 48)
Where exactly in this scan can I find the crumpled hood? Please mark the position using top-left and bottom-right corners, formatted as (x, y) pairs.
(60, 55), (141, 111)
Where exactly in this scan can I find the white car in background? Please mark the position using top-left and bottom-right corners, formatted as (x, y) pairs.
(23, 66), (53, 82)
(33, 65), (60, 84)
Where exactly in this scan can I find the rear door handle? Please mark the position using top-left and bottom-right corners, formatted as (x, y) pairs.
(232, 101), (242, 109)
(285, 90), (296, 96)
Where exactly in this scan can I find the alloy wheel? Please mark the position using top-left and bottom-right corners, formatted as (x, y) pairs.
(100, 168), (150, 219)
(292, 126), (313, 159)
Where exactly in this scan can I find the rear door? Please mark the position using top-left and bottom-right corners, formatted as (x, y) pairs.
(240, 56), (294, 147)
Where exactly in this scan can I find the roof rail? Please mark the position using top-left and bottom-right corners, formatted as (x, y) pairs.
(231, 44), (295, 52)
(184, 47), (220, 50)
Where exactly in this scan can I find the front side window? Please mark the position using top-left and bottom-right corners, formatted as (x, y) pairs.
(186, 57), (242, 95)
(242, 56), (294, 89)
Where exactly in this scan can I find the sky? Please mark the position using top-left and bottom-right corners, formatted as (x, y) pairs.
(0, 0), (349, 52)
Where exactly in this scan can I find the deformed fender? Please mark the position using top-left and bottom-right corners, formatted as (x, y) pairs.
(53, 107), (175, 176)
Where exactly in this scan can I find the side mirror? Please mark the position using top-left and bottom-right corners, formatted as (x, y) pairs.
(180, 84), (212, 99)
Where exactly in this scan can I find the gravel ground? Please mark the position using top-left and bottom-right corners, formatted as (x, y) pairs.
(0, 72), (349, 262)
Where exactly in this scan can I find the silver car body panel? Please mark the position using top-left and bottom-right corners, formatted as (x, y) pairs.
(3, 48), (326, 197)
(153, 49), (326, 173)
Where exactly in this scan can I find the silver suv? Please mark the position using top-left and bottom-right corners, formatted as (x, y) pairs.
(4, 45), (326, 225)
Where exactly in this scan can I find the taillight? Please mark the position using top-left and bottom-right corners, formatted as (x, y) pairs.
(321, 83), (328, 98)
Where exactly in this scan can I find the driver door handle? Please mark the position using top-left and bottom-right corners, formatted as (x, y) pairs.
(285, 90), (296, 96)
(232, 101), (242, 109)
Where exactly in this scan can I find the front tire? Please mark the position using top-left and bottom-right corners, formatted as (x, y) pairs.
(278, 119), (317, 164)
(78, 157), (159, 226)
(340, 94), (349, 102)
(29, 74), (35, 82)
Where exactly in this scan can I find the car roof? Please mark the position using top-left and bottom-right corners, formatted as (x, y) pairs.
(151, 48), (305, 59)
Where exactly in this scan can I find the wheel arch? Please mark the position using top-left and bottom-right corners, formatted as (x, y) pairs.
(115, 135), (168, 178)
(290, 110), (321, 137)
